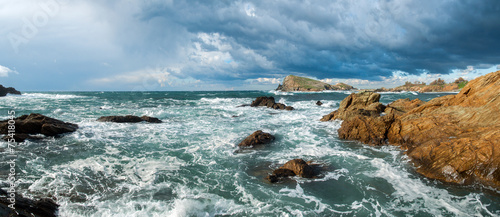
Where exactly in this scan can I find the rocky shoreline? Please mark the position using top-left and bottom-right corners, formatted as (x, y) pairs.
(321, 71), (500, 189)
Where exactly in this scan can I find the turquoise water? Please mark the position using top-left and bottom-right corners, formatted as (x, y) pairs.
(1, 91), (499, 216)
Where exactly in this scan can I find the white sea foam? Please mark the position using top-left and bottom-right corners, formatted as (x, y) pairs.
(22, 93), (87, 99)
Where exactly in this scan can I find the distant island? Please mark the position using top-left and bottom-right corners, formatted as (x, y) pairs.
(276, 75), (354, 92)
(372, 77), (469, 93)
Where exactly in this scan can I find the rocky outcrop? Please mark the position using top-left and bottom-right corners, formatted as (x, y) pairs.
(0, 85), (21, 97)
(267, 159), (316, 183)
(250, 96), (294, 110)
(384, 98), (424, 116)
(97, 115), (162, 123)
(0, 113), (78, 142)
(324, 71), (500, 189)
(238, 130), (275, 147)
(276, 75), (354, 92)
(320, 91), (385, 121)
(0, 188), (59, 217)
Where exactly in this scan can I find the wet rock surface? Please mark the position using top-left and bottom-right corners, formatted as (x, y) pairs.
(238, 130), (275, 147)
(0, 113), (78, 142)
(267, 159), (319, 183)
(250, 96), (294, 111)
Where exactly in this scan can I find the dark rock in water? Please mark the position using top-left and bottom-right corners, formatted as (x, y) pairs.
(250, 96), (294, 111)
(0, 188), (59, 217)
(266, 159), (317, 183)
(316, 101), (323, 106)
(0, 113), (78, 141)
(140, 116), (162, 123)
(281, 159), (315, 178)
(0, 85), (21, 97)
(236, 104), (250, 108)
(97, 115), (162, 123)
(238, 130), (275, 147)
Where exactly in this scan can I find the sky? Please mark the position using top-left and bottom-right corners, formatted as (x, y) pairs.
(1, 0), (499, 91)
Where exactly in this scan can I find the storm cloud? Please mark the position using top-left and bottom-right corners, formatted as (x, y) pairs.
(1, 0), (499, 90)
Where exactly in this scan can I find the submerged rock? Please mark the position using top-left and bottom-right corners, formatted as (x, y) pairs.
(0, 113), (78, 142)
(0, 85), (21, 97)
(97, 115), (162, 123)
(316, 101), (323, 106)
(0, 189), (59, 217)
(238, 130), (275, 147)
(325, 70), (500, 189)
(250, 96), (294, 111)
(266, 159), (317, 183)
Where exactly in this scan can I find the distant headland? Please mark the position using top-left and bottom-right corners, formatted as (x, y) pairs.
(276, 75), (354, 92)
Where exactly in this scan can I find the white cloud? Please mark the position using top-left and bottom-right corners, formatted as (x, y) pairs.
(247, 77), (281, 84)
(0, 65), (18, 77)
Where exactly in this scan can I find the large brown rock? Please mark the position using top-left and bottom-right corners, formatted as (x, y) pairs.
(97, 115), (162, 123)
(0, 113), (78, 142)
(387, 71), (500, 188)
(333, 71), (500, 189)
(238, 130), (275, 147)
(321, 91), (384, 121)
(266, 159), (316, 183)
(250, 96), (294, 111)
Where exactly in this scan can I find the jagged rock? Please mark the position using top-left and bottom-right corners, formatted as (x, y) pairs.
(320, 92), (384, 121)
(338, 114), (397, 146)
(384, 98), (424, 116)
(0, 85), (21, 97)
(250, 96), (294, 111)
(0, 114), (78, 141)
(97, 115), (162, 123)
(316, 101), (323, 106)
(266, 159), (316, 183)
(276, 75), (355, 92)
(331, 71), (500, 189)
(238, 130), (275, 147)
(0, 188), (59, 217)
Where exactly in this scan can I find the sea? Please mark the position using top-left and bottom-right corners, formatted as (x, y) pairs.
(1, 90), (499, 216)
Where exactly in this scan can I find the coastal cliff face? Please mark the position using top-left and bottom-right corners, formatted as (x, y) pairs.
(323, 71), (500, 189)
(276, 75), (354, 92)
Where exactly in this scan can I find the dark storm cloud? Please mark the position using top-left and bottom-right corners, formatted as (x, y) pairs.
(137, 0), (500, 80)
(1, 0), (499, 90)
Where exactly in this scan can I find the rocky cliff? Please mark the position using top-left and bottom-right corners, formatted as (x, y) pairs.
(322, 71), (500, 189)
(276, 75), (354, 92)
